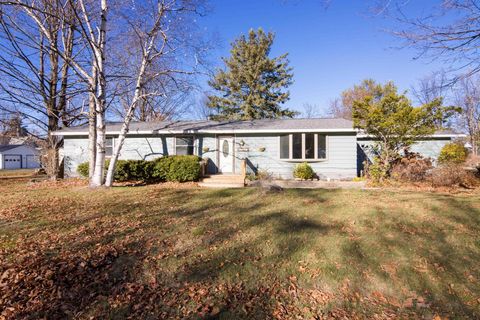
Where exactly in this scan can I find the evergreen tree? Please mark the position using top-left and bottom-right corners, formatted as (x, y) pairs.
(207, 29), (296, 120)
(352, 82), (458, 175)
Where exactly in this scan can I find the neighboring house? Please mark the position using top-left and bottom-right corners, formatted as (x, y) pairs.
(0, 144), (41, 170)
(53, 118), (462, 179)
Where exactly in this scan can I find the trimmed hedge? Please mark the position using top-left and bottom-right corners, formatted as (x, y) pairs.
(76, 155), (201, 183)
(153, 155), (202, 182)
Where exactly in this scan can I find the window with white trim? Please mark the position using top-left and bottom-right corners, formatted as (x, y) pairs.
(105, 138), (114, 157)
(279, 133), (327, 160)
(175, 136), (194, 155)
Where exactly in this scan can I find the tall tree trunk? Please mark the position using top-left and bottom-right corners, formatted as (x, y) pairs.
(88, 73), (97, 179)
(105, 50), (150, 187)
(104, 5), (165, 187)
(47, 30), (60, 180)
(90, 0), (108, 187)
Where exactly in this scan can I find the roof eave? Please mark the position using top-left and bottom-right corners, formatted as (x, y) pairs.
(357, 133), (467, 138)
(53, 128), (358, 136)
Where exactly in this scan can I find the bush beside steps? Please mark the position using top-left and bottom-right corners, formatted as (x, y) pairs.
(77, 155), (201, 183)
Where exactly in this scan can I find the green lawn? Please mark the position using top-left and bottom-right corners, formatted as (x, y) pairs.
(0, 179), (479, 319)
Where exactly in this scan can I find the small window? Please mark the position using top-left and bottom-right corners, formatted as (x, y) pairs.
(317, 135), (326, 159)
(279, 135), (290, 159)
(292, 133), (302, 159)
(105, 138), (114, 157)
(279, 133), (327, 161)
(222, 140), (229, 157)
(305, 133), (315, 159)
(176, 136), (194, 155)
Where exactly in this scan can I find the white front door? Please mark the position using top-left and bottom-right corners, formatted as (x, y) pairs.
(218, 136), (234, 173)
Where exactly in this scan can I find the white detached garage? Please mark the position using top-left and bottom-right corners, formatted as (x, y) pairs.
(0, 144), (40, 170)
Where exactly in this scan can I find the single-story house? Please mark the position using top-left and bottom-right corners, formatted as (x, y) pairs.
(53, 118), (463, 180)
(0, 144), (41, 170)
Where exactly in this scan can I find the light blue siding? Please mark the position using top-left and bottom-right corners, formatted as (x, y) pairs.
(410, 140), (453, 163)
(63, 133), (357, 179)
(119, 136), (171, 160)
(357, 137), (454, 174)
(63, 137), (89, 177)
(63, 135), (172, 177)
(234, 133), (357, 179)
(63, 133), (451, 180)
(196, 135), (218, 173)
(63, 134), (219, 177)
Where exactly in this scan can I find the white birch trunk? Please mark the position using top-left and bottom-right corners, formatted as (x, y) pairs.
(88, 70), (97, 178)
(105, 40), (155, 187)
(104, 2), (165, 187)
(90, 0), (108, 187)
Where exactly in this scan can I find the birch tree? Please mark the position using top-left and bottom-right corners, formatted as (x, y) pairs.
(105, 0), (206, 187)
(2, 0), (208, 187)
(3, 0), (109, 186)
(80, 0), (108, 187)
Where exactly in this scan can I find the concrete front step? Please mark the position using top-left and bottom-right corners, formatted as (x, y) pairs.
(199, 174), (245, 188)
(198, 182), (245, 188)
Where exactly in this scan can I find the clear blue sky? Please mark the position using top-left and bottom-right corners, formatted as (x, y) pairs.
(198, 0), (444, 116)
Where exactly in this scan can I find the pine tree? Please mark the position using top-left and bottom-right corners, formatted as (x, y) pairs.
(207, 29), (296, 120)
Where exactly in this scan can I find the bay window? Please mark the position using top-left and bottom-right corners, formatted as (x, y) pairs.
(279, 133), (327, 161)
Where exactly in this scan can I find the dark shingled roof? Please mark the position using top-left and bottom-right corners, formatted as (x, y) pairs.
(0, 144), (23, 152)
(55, 118), (355, 135)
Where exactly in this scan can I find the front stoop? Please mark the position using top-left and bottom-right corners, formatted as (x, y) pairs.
(198, 174), (245, 188)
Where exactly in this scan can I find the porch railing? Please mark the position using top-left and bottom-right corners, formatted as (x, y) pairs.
(200, 158), (208, 177)
(240, 158), (247, 178)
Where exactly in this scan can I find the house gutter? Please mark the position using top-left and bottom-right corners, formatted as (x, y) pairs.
(53, 128), (358, 136)
(356, 133), (467, 139)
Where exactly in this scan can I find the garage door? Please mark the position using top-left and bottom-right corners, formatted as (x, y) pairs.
(4, 155), (22, 169)
(26, 155), (40, 168)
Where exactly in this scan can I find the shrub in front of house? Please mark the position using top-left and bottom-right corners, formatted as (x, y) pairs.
(438, 143), (468, 164)
(76, 155), (201, 183)
(364, 157), (388, 183)
(163, 155), (202, 182)
(293, 162), (315, 180)
(151, 156), (171, 181)
(426, 164), (479, 188)
(114, 160), (152, 182)
(391, 152), (433, 182)
(77, 162), (89, 178)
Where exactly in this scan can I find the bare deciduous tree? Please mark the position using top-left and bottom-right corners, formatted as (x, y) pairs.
(412, 71), (450, 105)
(0, 0), (80, 178)
(301, 103), (321, 118)
(375, 1), (480, 151)
(379, 0), (480, 80)
(454, 77), (480, 155)
(328, 79), (394, 120)
(2, 0), (209, 187)
(104, 0), (208, 187)
(3, 0), (110, 186)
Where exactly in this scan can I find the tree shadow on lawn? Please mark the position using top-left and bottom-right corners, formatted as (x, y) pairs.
(2, 185), (480, 319)
(179, 209), (340, 282)
(338, 195), (480, 318)
(3, 186), (328, 319)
